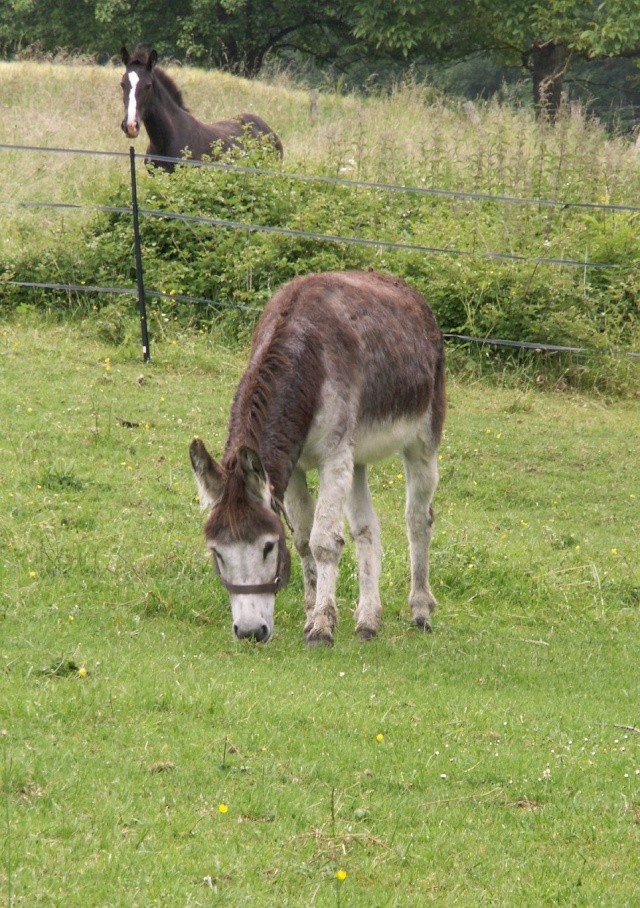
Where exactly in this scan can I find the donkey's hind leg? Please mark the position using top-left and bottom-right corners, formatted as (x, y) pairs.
(346, 464), (382, 640)
(403, 436), (439, 630)
(285, 467), (317, 624)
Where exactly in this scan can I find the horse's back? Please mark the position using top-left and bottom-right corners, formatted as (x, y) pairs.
(235, 112), (283, 156)
(261, 271), (443, 376)
(265, 268), (436, 320)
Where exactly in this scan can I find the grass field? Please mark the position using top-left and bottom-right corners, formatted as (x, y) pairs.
(1, 318), (638, 906)
(1, 55), (639, 905)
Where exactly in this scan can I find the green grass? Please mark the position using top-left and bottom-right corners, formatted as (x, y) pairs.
(1, 317), (639, 906)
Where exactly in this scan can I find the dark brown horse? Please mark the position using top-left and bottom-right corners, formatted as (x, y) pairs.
(190, 271), (446, 646)
(120, 47), (283, 172)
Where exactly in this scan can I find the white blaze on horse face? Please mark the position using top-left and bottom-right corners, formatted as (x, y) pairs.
(210, 535), (279, 641)
(126, 71), (140, 137)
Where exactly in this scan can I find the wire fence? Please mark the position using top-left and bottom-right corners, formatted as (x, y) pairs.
(1, 142), (639, 362)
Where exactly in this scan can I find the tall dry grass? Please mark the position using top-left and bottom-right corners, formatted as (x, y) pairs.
(2, 58), (639, 197)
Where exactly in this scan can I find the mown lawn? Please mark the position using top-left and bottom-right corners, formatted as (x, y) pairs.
(1, 318), (639, 906)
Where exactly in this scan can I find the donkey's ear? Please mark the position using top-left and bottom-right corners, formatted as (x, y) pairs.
(238, 446), (269, 503)
(121, 46), (129, 65)
(148, 49), (158, 69)
(189, 438), (224, 511)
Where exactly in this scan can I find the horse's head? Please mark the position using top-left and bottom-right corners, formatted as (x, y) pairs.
(189, 438), (291, 643)
(120, 46), (158, 139)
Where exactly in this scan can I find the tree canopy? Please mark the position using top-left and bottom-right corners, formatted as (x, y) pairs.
(352, 1), (640, 116)
(1, 0), (639, 117)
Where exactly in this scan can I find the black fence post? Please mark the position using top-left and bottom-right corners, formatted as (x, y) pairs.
(129, 146), (151, 363)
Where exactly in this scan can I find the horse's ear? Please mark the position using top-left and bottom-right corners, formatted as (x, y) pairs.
(120, 46), (129, 65)
(148, 49), (158, 70)
(238, 446), (269, 503)
(190, 438), (225, 511)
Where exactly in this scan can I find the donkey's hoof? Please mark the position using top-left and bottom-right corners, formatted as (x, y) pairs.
(356, 625), (378, 641)
(410, 591), (437, 631)
(413, 615), (433, 632)
(306, 629), (334, 647)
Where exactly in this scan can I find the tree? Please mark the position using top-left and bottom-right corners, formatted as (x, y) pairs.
(0, 0), (188, 60)
(0, 0), (365, 72)
(174, 0), (360, 74)
(1, 0), (639, 122)
(351, 0), (640, 120)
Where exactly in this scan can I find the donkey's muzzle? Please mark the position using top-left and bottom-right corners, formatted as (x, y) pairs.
(233, 621), (270, 643)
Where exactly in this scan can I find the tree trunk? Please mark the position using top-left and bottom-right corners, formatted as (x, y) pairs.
(529, 39), (568, 122)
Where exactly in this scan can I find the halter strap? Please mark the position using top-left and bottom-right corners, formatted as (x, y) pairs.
(212, 501), (291, 597)
(218, 577), (281, 596)
(213, 540), (287, 596)
(271, 495), (293, 533)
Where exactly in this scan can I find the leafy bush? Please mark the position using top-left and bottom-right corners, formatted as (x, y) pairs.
(3, 139), (639, 392)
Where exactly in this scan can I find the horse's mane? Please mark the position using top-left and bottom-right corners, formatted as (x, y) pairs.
(222, 310), (322, 499)
(154, 67), (189, 110)
(127, 49), (189, 110)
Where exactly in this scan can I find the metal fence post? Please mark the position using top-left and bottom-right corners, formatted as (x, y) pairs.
(129, 146), (151, 363)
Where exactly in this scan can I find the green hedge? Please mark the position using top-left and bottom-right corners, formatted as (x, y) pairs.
(3, 143), (639, 390)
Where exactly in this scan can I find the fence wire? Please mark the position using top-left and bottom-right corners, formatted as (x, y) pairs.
(0, 198), (616, 269)
(8, 279), (639, 360)
(1, 142), (639, 361)
(3, 142), (640, 214)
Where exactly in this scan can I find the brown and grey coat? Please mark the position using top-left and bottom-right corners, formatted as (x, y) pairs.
(191, 270), (446, 645)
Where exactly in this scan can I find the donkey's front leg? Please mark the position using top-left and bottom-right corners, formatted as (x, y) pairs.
(306, 451), (353, 646)
(403, 440), (439, 631)
(285, 467), (317, 624)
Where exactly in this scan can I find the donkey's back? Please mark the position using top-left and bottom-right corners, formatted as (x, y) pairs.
(191, 270), (445, 645)
(246, 270), (445, 464)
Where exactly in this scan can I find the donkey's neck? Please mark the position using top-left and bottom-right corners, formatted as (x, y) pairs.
(224, 347), (317, 499)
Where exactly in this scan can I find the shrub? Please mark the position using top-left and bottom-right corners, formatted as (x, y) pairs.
(3, 140), (639, 393)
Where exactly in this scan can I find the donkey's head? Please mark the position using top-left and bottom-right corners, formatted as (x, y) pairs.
(189, 438), (290, 642)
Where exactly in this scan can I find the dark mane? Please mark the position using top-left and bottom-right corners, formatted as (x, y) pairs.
(225, 347), (294, 461)
(223, 312), (323, 499)
(153, 67), (188, 110)
(126, 47), (151, 67)
(206, 462), (283, 543)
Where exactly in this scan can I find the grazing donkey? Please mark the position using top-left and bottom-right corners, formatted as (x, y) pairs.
(190, 270), (446, 645)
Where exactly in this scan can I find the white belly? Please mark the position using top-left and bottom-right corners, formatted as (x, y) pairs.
(353, 416), (421, 463)
(299, 413), (424, 470)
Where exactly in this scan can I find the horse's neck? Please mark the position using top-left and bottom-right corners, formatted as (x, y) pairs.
(145, 81), (191, 155)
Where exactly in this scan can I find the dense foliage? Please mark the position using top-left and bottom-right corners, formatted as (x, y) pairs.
(1, 0), (639, 116)
(6, 137), (638, 394)
(1, 58), (638, 395)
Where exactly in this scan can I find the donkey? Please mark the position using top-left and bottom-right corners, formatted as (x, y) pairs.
(190, 270), (446, 645)
(120, 47), (283, 172)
